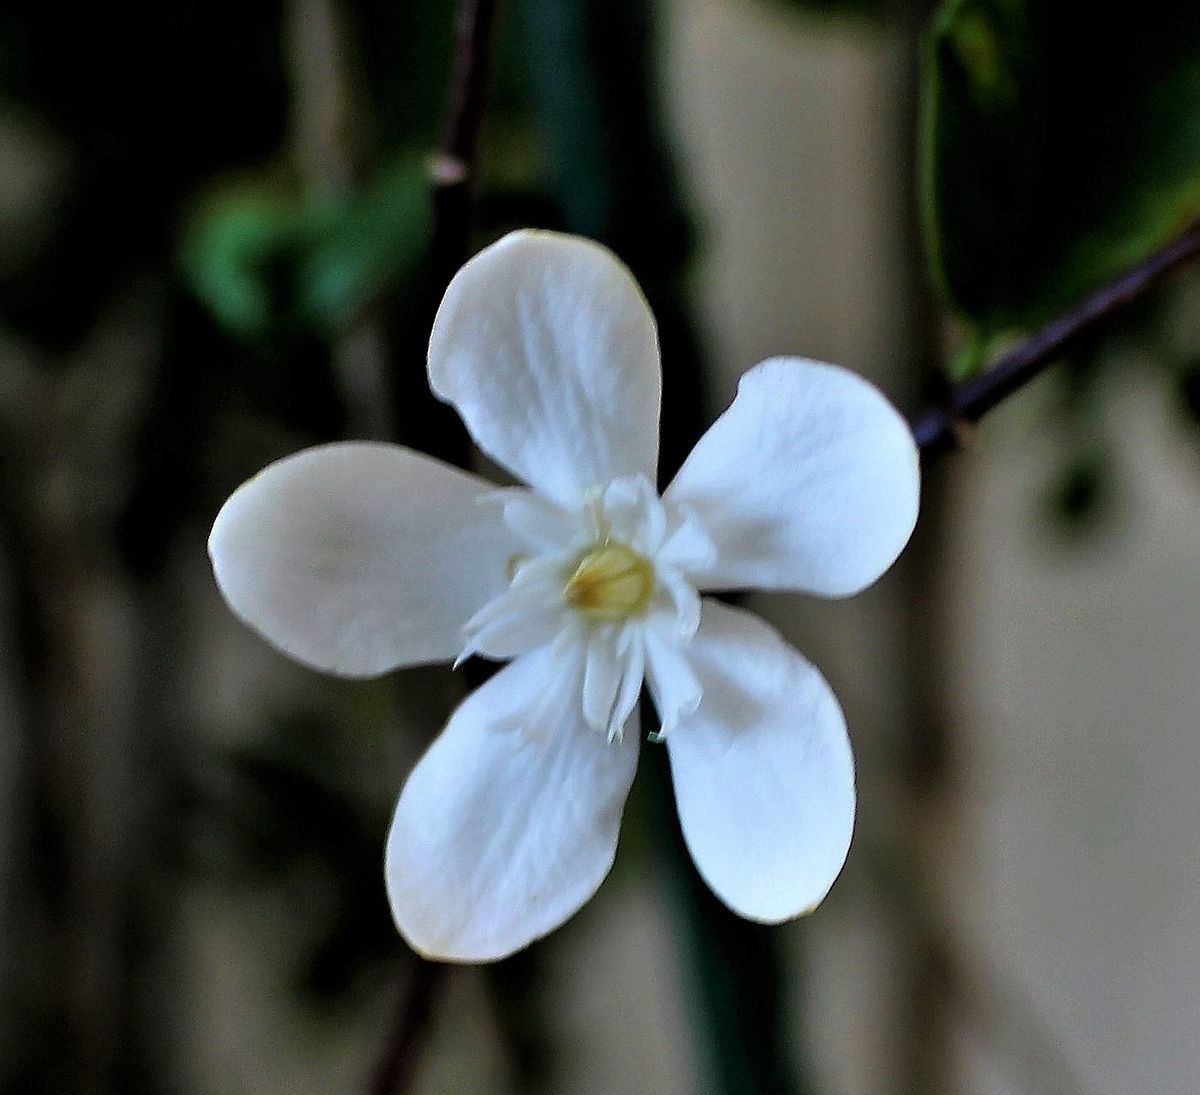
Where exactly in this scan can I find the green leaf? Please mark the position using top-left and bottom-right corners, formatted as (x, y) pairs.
(181, 156), (431, 341)
(923, 0), (1200, 349)
(299, 157), (432, 330)
(180, 184), (309, 340)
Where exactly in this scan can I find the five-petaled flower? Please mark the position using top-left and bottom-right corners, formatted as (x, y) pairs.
(208, 230), (920, 962)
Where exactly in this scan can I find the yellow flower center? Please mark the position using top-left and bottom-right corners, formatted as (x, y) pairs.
(564, 542), (655, 620)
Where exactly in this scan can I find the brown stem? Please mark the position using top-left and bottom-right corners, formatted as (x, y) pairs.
(912, 218), (1200, 458)
(367, 4), (500, 1093)
(428, 0), (501, 291)
(366, 961), (445, 1095)
(435, 0), (500, 180)
(392, 0), (500, 464)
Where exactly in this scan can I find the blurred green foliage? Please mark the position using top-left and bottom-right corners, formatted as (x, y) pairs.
(923, 0), (1200, 360)
(182, 157), (431, 339)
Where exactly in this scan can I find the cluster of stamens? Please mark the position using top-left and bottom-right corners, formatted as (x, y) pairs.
(459, 476), (709, 742)
(564, 541), (655, 620)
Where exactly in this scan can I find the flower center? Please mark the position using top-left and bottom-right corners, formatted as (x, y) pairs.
(564, 542), (655, 620)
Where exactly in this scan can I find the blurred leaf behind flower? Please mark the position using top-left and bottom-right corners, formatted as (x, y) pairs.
(182, 156), (432, 341)
(923, 0), (1200, 357)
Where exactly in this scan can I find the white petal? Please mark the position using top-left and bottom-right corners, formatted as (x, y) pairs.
(582, 628), (622, 734)
(498, 489), (583, 553)
(657, 507), (718, 576)
(665, 358), (919, 596)
(642, 620), (702, 736)
(459, 597), (564, 664)
(461, 555), (569, 662)
(601, 475), (666, 553)
(610, 627), (645, 743)
(582, 626), (644, 741)
(655, 571), (702, 640)
(428, 231), (662, 507)
(665, 601), (855, 922)
(209, 442), (516, 676)
(386, 645), (639, 961)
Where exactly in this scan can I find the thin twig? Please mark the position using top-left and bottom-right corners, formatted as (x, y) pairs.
(434, 0), (500, 183)
(366, 3), (500, 1093)
(428, 0), (500, 288)
(366, 961), (445, 1095)
(393, 0), (500, 463)
(911, 219), (1200, 458)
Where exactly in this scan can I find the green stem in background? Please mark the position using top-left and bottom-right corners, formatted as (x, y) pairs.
(518, 0), (704, 475)
(911, 217), (1200, 457)
(887, 0), (960, 1090)
(519, 2), (815, 1091)
(646, 744), (812, 1095)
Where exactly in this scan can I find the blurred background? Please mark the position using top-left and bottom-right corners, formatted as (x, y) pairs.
(2, 0), (1200, 1092)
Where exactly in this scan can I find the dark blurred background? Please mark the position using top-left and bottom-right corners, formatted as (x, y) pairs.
(2, 1), (1200, 1092)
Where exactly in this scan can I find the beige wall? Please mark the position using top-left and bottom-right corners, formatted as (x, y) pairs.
(667, 2), (1200, 1093)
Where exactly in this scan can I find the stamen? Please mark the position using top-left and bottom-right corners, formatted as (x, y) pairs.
(583, 488), (608, 541)
(564, 542), (655, 620)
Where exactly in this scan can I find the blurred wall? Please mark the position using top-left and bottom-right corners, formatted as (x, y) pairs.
(667, 2), (1200, 1094)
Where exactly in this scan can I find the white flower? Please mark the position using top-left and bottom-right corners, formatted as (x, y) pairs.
(208, 230), (920, 962)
